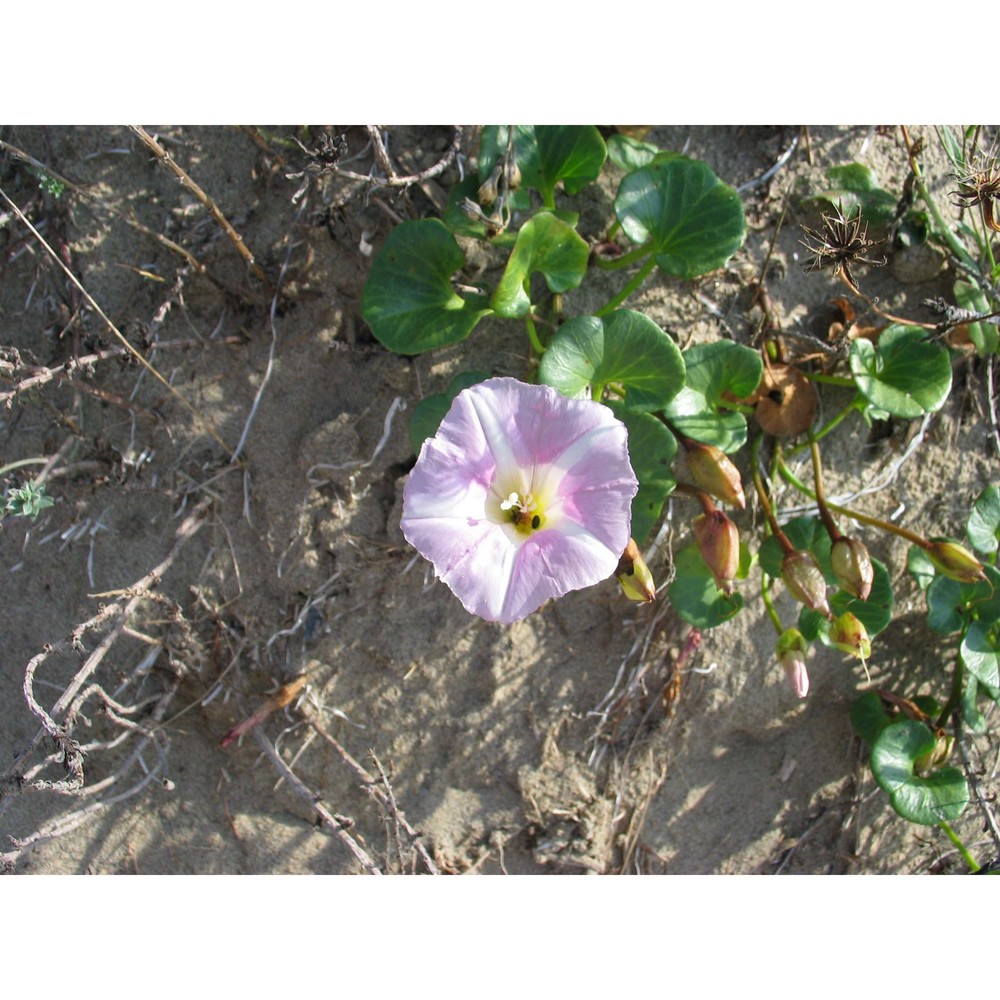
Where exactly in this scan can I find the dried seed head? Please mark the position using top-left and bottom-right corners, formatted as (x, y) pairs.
(953, 149), (1000, 234)
(800, 203), (886, 292)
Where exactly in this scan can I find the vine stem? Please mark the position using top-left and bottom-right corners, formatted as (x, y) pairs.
(595, 256), (657, 316)
(938, 819), (979, 873)
(524, 312), (545, 356)
(593, 241), (653, 271)
(776, 457), (932, 549)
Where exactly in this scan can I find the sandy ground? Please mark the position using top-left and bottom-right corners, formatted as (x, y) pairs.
(1, 125), (996, 874)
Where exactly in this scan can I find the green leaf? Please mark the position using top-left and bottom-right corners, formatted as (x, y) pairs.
(409, 371), (490, 453)
(606, 133), (659, 172)
(925, 565), (1000, 634)
(539, 310), (685, 412)
(960, 620), (1000, 690)
(870, 719), (968, 825)
(490, 213), (589, 319)
(361, 219), (492, 354)
(850, 325), (953, 418)
(662, 342), (762, 453)
(830, 558), (893, 638)
(815, 164), (897, 226)
(614, 157), (746, 279)
(907, 545), (937, 591)
(479, 126), (606, 206)
(668, 543), (743, 629)
(851, 691), (892, 747)
(967, 484), (1000, 555)
(606, 402), (677, 544)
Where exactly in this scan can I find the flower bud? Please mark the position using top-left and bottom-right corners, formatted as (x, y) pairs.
(692, 510), (740, 594)
(684, 441), (746, 509)
(925, 539), (986, 584)
(616, 538), (656, 603)
(914, 731), (954, 774)
(477, 164), (502, 207)
(776, 628), (809, 699)
(781, 550), (831, 616)
(831, 537), (874, 601)
(828, 611), (871, 660)
(504, 157), (521, 192)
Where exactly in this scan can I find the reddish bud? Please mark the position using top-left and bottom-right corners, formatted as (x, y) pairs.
(831, 537), (874, 601)
(692, 510), (740, 594)
(776, 628), (809, 699)
(684, 441), (746, 509)
(781, 550), (831, 616)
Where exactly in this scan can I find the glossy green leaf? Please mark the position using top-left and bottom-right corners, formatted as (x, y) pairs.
(606, 133), (659, 172)
(662, 341), (761, 453)
(815, 164), (897, 226)
(409, 371), (490, 453)
(961, 620), (1000, 690)
(606, 402), (677, 544)
(851, 690), (892, 747)
(361, 220), (492, 354)
(850, 325), (953, 418)
(614, 157), (746, 278)
(906, 545), (937, 591)
(479, 126), (606, 207)
(967, 484), (1000, 555)
(539, 310), (685, 412)
(668, 543), (743, 629)
(870, 719), (968, 825)
(925, 565), (1000, 635)
(490, 213), (589, 319)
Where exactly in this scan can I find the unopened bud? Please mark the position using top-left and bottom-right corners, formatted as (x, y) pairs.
(616, 538), (656, 603)
(831, 537), (874, 601)
(828, 611), (871, 660)
(914, 730), (954, 774)
(504, 157), (521, 192)
(781, 550), (831, 616)
(477, 164), (502, 207)
(692, 510), (740, 594)
(684, 441), (745, 509)
(776, 628), (809, 699)
(925, 539), (986, 584)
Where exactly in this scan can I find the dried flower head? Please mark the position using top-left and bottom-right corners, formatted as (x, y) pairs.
(800, 203), (886, 293)
(953, 149), (1000, 233)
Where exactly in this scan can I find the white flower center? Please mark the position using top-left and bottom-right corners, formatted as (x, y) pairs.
(500, 491), (536, 514)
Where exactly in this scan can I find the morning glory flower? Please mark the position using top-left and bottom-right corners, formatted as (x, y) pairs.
(401, 377), (638, 624)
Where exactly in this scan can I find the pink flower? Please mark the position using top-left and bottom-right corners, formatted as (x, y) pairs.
(401, 377), (638, 623)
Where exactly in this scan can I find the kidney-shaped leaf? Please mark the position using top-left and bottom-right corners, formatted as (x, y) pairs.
(870, 719), (969, 825)
(668, 543), (743, 629)
(614, 157), (746, 278)
(361, 219), (491, 354)
(967, 484), (1000, 555)
(490, 213), (590, 318)
(850, 325), (953, 418)
(539, 309), (685, 411)
(606, 401), (677, 544)
(480, 126), (606, 207)
(961, 620), (1000, 690)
